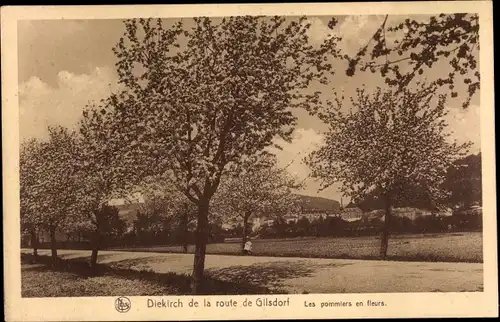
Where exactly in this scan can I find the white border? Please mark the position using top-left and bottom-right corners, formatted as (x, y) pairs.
(2, 2), (497, 320)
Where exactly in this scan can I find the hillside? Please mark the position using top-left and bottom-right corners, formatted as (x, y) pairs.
(294, 194), (341, 212)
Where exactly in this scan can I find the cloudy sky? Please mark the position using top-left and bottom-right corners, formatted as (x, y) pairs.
(18, 15), (480, 203)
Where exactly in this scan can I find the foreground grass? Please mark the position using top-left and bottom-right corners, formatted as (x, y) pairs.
(22, 263), (175, 297)
(21, 254), (282, 297)
(110, 232), (483, 263)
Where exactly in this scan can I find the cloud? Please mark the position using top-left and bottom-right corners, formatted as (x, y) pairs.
(304, 17), (335, 45)
(335, 15), (404, 55)
(444, 104), (481, 153)
(19, 67), (121, 141)
(335, 15), (379, 54)
(303, 16), (385, 49)
(270, 128), (324, 180)
(270, 128), (344, 201)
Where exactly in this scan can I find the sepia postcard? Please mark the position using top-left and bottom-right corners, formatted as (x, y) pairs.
(2, 1), (497, 321)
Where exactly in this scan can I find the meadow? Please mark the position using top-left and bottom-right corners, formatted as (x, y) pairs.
(21, 263), (176, 297)
(111, 232), (483, 263)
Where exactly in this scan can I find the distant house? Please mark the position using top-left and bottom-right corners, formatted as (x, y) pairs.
(365, 209), (385, 220)
(250, 215), (262, 230)
(300, 211), (328, 222)
(283, 214), (299, 224)
(393, 207), (425, 221)
(340, 202), (364, 222)
(226, 194), (342, 232)
(393, 207), (453, 220)
(220, 214), (270, 232)
(338, 204), (439, 222)
(297, 194), (341, 222)
(262, 217), (276, 228)
(250, 215), (275, 231)
(354, 206), (452, 222)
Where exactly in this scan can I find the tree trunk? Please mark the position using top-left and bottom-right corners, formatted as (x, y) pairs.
(90, 229), (100, 269)
(182, 209), (189, 253)
(380, 194), (392, 259)
(30, 228), (39, 259)
(49, 226), (57, 267)
(241, 211), (251, 252)
(191, 199), (209, 294)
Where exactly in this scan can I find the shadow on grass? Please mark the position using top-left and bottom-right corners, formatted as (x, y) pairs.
(21, 254), (286, 295)
(110, 254), (191, 269)
(206, 261), (316, 290)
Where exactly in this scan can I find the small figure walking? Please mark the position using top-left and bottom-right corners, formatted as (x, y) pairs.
(243, 238), (253, 255)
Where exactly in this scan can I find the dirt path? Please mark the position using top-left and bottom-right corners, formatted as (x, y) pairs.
(22, 249), (483, 293)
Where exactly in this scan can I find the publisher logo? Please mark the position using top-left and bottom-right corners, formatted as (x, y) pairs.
(115, 297), (131, 313)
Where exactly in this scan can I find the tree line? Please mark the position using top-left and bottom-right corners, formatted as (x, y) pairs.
(21, 14), (480, 294)
(258, 211), (481, 239)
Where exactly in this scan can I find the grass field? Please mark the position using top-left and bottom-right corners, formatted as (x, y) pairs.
(22, 263), (177, 297)
(111, 232), (483, 263)
(21, 254), (279, 297)
(22, 247), (483, 296)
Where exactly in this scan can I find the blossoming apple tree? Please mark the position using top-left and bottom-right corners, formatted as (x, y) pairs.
(22, 126), (81, 265)
(306, 87), (471, 258)
(20, 138), (44, 258)
(104, 16), (342, 293)
(212, 154), (303, 251)
(346, 13), (480, 109)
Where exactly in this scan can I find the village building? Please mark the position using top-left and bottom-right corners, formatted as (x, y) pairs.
(247, 196), (343, 231)
(336, 202), (450, 223)
(300, 209), (337, 222)
(339, 202), (364, 222)
(248, 214), (280, 231)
